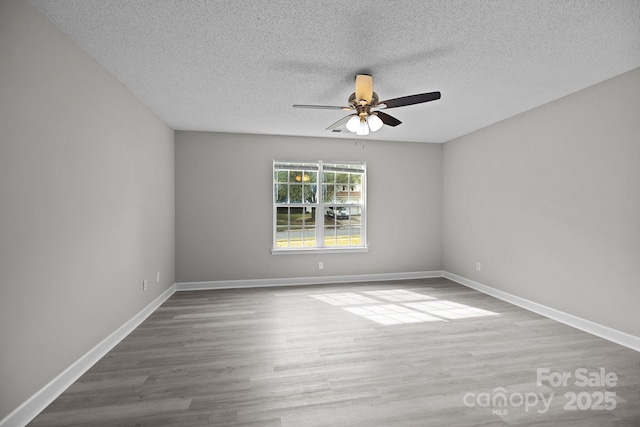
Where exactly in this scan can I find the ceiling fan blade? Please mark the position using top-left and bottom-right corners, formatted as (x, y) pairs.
(378, 91), (441, 109)
(355, 74), (373, 104)
(293, 104), (352, 110)
(375, 111), (402, 127)
(325, 114), (356, 131)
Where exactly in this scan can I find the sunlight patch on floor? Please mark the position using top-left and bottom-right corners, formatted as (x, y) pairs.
(405, 300), (499, 320)
(309, 292), (377, 306)
(309, 289), (499, 325)
(363, 289), (436, 302)
(344, 304), (444, 325)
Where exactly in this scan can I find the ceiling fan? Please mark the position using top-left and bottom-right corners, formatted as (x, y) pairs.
(293, 74), (441, 135)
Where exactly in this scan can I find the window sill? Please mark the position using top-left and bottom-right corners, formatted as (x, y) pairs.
(271, 247), (369, 255)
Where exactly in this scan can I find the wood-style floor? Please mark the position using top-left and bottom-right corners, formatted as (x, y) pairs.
(30, 278), (640, 426)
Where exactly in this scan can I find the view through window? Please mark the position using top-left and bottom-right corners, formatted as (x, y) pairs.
(273, 161), (366, 251)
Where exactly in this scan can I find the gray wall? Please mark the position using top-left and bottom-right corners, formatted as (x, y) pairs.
(0, 0), (175, 419)
(443, 68), (640, 337)
(176, 131), (443, 282)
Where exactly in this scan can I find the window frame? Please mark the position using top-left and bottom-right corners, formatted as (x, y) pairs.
(272, 160), (368, 255)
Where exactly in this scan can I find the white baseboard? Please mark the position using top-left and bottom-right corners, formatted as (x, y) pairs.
(443, 271), (640, 352)
(0, 284), (177, 427)
(176, 270), (444, 291)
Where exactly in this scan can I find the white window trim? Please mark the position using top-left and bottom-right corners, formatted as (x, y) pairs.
(272, 160), (367, 254)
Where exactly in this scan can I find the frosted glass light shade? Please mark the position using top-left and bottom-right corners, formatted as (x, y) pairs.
(346, 115), (361, 132)
(367, 114), (383, 132)
(356, 120), (369, 136)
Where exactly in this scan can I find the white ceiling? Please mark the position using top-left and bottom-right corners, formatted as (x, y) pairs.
(30, 0), (640, 143)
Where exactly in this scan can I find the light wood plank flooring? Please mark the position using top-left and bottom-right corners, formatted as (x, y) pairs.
(30, 278), (640, 426)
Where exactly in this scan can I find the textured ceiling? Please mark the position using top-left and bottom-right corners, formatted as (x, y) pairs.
(30, 0), (640, 143)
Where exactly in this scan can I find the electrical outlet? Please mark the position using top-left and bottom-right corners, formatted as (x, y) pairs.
(143, 280), (148, 291)
(476, 262), (481, 271)
(318, 262), (324, 270)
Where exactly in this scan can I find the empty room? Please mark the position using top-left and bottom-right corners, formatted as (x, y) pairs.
(1, 1), (639, 426)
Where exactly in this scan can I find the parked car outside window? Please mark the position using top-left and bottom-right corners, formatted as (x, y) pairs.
(327, 207), (349, 219)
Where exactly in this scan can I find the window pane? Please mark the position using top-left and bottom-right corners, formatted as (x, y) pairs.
(336, 187), (348, 203)
(325, 205), (349, 221)
(348, 174), (363, 203)
(302, 207), (316, 226)
(303, 183), (317, 203)
(327, 226), (361, 247)
(348, 207), (361, 224)
(322, 184), (334, 203)
(306, 171), (317, 183)
(347, 226), (362, 246)
(276, 206), (289, 225)
(276, 226), (289, 247)
(323, 171), (335, 183)
(289, 207), (315, 226)
(290, 170), (311, 183)
(329, 225), (350, 246)
(286, 207), (316, 247)
(302, 226), (316, 247)
(324, 227), (337, 246)
(338, 175), (350, 203)
(289, 184), (302, 203)
(274, 183), (288, 203)
(349, 173), (363, 184)
(323, 207), (336, 246)
(324, 207), (336, 224)
(276, 170), (289, 183)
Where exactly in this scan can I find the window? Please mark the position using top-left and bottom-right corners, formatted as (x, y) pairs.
(273, 160), (367, 253)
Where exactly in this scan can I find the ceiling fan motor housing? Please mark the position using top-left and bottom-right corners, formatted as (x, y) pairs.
(348, 92), (379, 115)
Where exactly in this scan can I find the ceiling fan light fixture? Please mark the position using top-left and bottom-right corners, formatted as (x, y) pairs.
(346, 115), (361, 132)
(356, 119), (370, 136)
(367, 114), (383, 132)
(293, 74), (441, 135)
